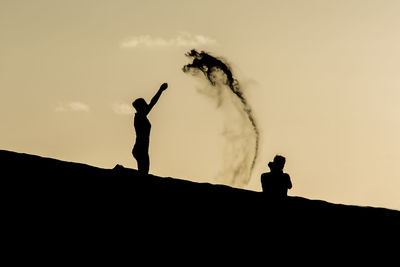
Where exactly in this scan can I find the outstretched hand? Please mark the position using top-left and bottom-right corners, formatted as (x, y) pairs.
(160, 83), (168, 91)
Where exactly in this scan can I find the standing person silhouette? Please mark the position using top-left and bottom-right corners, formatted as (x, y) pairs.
(261, 155), (292, 199)
(132, 82), (168, 174)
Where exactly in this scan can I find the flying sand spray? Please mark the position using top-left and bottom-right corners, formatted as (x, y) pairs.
(183, 49), (259, 186)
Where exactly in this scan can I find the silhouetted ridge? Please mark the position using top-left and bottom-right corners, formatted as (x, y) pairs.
(2, 149), (399, 254)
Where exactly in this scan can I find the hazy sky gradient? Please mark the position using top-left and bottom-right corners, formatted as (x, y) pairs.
(1, 0), (399, 210)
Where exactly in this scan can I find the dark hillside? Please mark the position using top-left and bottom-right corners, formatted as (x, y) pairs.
(2, 149), (399, 259)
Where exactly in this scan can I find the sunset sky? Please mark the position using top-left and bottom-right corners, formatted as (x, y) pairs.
(1, 0), (399, 210)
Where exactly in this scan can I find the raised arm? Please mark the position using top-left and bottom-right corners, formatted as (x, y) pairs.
(147, 83), (168, 114)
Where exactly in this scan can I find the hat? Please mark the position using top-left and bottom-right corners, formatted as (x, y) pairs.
(268, 155), (286, 170)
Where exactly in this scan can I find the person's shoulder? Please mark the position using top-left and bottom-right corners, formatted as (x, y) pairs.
(261, 172), (271, 179)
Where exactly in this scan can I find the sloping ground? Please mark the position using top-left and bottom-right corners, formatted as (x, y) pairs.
(2, 149), (399, 259)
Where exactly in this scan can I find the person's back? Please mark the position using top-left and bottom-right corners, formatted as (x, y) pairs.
(261, 172), (276, 197)
(134, 112), (151, 145)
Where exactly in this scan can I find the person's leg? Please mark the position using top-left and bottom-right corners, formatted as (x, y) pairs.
(132, 147), (142, 173)
(136, 154), (149, 174)
(133, 151), (149, 175)
(133, 144), (150, 175)
(140, 153), (149, 175)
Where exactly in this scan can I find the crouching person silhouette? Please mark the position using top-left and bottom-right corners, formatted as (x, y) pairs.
(261, 155), (292, 200)
(132, 82), (168, 175)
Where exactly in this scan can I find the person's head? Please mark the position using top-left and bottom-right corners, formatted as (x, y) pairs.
(268, 155), (286, 171)
(132, 98), (148, 113)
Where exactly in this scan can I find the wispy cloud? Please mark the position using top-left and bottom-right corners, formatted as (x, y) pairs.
(121, 32), (217, 48)
(112, 103), (133, 115)
(55, 102), (90, 112)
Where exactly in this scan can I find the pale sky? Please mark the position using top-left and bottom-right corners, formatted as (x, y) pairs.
(1, 0), (399, 210)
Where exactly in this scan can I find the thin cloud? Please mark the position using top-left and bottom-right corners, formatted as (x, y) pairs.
(69, 102), (90, 111)
(55, 102), (90, 112)
(121, 32), (217, 48)
(112, 103), (133, 115)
